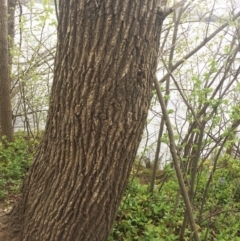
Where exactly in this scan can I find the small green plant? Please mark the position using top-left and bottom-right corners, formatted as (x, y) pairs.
(110, 160), (240, 241)
(109, 177), (182, 241)
(0, 133), (38, 200)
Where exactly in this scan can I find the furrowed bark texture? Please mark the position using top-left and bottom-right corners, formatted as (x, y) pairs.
(0, 0), (14, 141)
(9, 0), (166, 240)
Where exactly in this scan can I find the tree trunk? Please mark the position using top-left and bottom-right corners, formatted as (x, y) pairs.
(7, 0), (17, 86)
(8, 0), (17, 65)
(7, 0), (166, 240)
(0, 0), (14, 141)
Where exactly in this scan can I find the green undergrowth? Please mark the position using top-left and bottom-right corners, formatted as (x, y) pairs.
(109, 175), (182, 241)
(0, 133), (39, 200)
(0, 134), (240, 240)
(110, 164), (240, 241)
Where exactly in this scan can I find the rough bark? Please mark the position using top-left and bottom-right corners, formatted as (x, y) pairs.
(0, 0), (14, 141)
(8, 0), (166, 240)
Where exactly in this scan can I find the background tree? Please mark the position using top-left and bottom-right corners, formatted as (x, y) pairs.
(5, 0), (169, 240)
(0, 0), (14, 141)
(8, 0), (17, 69)
(9, 1), (57, 136)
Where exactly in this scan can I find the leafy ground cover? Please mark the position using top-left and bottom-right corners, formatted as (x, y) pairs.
(109, 164), (240, 241)
(0, 133), (38, 202)
(0, 134), (240, 240)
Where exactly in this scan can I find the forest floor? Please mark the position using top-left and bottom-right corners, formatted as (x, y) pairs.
(0, 205), (8, 241)
(0, 196), (17, 241)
